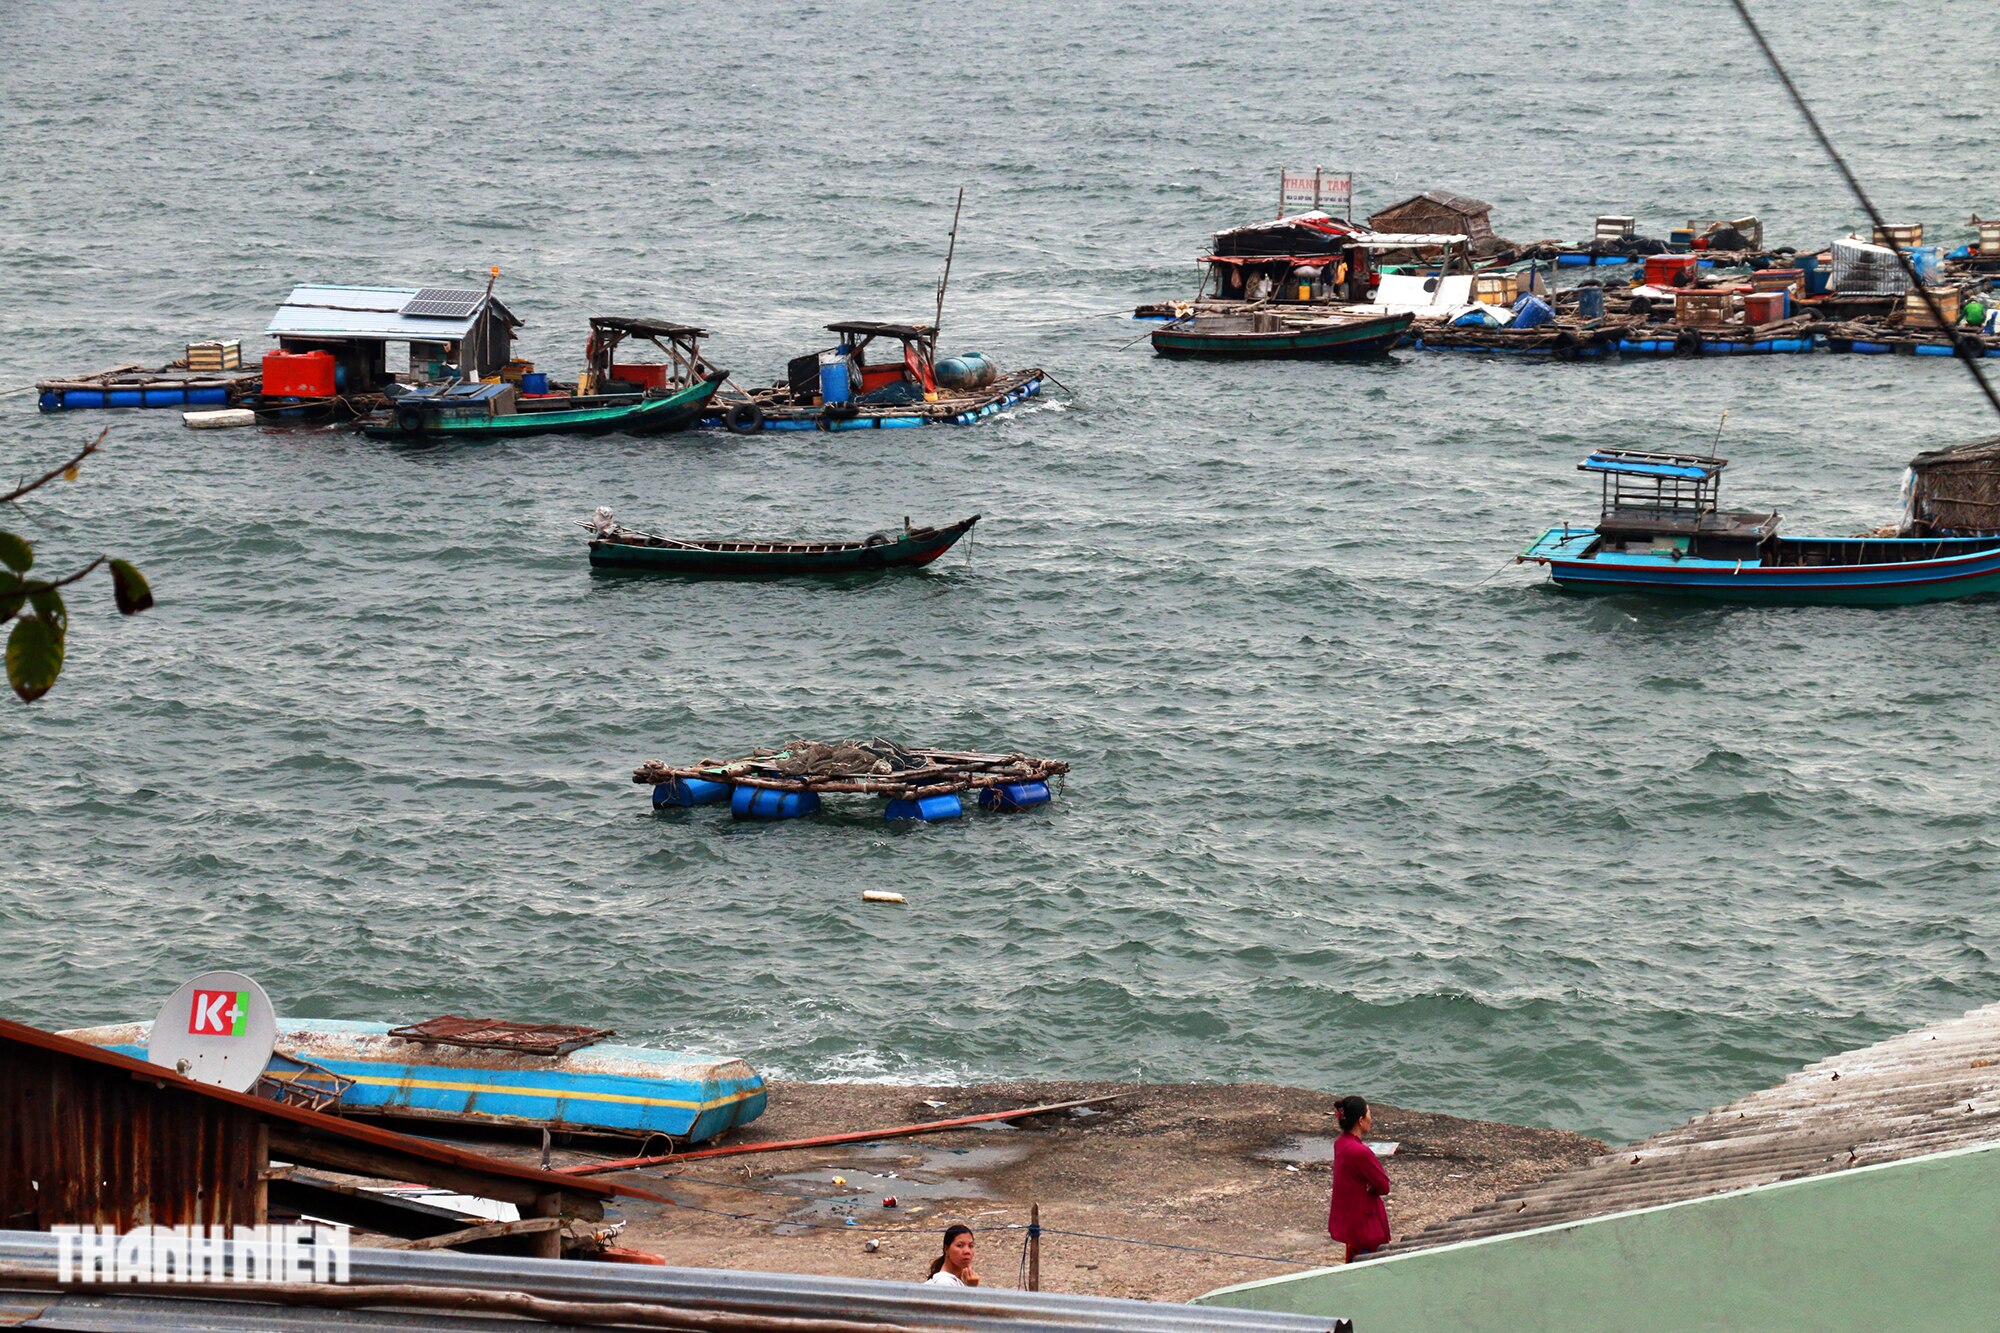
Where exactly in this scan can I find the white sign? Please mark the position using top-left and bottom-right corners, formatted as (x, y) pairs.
(55, 1225), (351, 1284)
(1280, 168), (1353, 218)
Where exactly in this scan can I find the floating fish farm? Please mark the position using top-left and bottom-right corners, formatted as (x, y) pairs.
(633, 739), (1068, 822)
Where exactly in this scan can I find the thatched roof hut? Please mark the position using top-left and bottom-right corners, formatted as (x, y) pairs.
(1903, 435), (2000, 535)
(1367, 191), (1510, 254)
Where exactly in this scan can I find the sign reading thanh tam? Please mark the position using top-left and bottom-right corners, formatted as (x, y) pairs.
(1280, 168), (1353, 219)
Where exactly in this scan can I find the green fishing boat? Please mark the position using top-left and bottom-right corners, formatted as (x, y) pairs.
(1150, 310), (1412, 359)
(587, 513), (979, 577)
(360, 371), (725, 442)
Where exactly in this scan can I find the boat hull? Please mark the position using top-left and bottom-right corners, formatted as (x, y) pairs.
(1523, 526), (2000, 606)
(591, 517), (977, 577)
(362, 377), (721, 442)
(62, 1019), (766, 1143)
(1150, 313), (1412, 359)
(705, 373), (1042, 431)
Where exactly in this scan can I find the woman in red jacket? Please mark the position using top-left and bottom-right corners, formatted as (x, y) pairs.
(1326, 1094), (1392, 1262)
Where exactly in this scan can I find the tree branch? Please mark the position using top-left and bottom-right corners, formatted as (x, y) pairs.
(6, 557), (105, 598)
(2, 429), (108, 505)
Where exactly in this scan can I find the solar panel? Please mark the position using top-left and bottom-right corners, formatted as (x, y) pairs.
(400, 288), (486, 320)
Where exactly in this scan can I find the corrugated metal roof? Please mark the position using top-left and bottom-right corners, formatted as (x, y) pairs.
(0, 1232), (1349, 1331)
(265, 286), (520, 341)
(1394, 1000), (2000, 1252)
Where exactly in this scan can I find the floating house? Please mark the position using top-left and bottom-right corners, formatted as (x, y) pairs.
(263, 283), (523, 398)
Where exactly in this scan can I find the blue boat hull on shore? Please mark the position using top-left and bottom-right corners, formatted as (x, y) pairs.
(64, 1018), (766, 1142)
(1520, 526), (2000, 605)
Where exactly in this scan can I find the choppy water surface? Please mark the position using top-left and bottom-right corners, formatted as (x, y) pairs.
(3, 1), (1996, 1143)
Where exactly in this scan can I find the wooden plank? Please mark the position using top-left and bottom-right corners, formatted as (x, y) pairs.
(267, 1126), (603, 1220)
(390, 1215), (561, 1251)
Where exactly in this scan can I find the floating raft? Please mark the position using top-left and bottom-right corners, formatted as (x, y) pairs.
(1821, 322), (2000, 358)
(38, 362), (260, 411)
(635, 738), (1069, 822)
(61, 1017), (766, 1143)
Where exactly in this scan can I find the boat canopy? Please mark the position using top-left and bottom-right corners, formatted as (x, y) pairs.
(826, 321), (934, 342)
(589, 316), (708, 340)
(1581, 451), (1724, 481)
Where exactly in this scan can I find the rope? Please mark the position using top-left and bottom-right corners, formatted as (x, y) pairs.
(1031, 1226), (1325, 1268)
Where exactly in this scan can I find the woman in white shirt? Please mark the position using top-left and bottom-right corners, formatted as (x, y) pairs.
(924, 1224), (979, 1286)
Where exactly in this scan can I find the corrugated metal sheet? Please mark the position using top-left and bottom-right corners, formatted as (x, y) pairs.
(265, 286), (518, 341)
(1395, 1000), (2000, 1252)
(0, 1038), (266, 1230)
(0, 1232), (1348, 1331)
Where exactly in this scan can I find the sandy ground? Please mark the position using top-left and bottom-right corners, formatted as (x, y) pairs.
(539, 1081), (1605, 1303)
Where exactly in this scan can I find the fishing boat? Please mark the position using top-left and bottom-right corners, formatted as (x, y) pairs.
(1149, 309), (1412, 359)
(587, 510), (978, 576)
(359, 371), (726, 442)
(706, 321), (1043, 432)
(1518, 448), (2000, 605)
(61, 1015), (767, 1143)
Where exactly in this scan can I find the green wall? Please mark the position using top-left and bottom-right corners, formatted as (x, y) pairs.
(1196, 1142), (2000, 1331)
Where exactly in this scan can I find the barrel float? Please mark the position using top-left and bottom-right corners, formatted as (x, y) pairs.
(654, 777), (732, 808)
(731, 786), (820, 820)
(933, 356), (978, 390)
(977, 781), (1051, 812)
(884, 793), (964, 822)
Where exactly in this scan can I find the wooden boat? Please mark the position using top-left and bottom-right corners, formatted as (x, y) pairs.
(707, 322), (1042, 432)
(1518, 449), (2000, 605)
(360, 370), (725, 442)
(61, 1017), (767, 1143)
(1150, 309), (1412, 359)
(589, 513), (977, 576)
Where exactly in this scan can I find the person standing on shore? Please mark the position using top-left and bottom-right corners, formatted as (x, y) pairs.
(924, 1224), (981, 1286)
(1326, 1094), (1392, 1263)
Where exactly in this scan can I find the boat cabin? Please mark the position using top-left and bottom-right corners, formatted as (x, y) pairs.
(1584, 449), (1778, 560)
(264, 284), (521, 395)
(584, 317), (718, 396)
(784, 321), (938, 406)
(1200, 214), (1474, 305)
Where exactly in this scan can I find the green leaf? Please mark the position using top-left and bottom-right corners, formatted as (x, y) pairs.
(6, 615), (65, 702)
(28, 587), (65, 633)
(0, 530), (31, 574)
(0, 573), (21, 626)
(109, 559), (153, 615)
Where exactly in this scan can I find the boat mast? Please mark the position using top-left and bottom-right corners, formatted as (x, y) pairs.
(931, 188), (965, 360)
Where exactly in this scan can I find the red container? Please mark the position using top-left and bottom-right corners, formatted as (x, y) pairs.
(610, 363), (668, 390)
(260, 349), (335, 398)
(1643, 254), (1699, 287)
(1742, 291), (1787, 325)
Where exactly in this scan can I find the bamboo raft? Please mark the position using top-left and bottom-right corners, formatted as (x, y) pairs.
(634, 740), (1069, 822)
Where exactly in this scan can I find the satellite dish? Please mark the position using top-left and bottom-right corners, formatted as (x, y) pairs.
(148, 970), (278, 1092)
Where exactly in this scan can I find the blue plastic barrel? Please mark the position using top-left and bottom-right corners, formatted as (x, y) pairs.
(653, 777), (731, 808)
(884, 793), (964, 822)
(1574, 285), (1606, 321)
(977, 781), (1051, 812)
(731, 785), (821, 820)
(521, 372), (549, 394)
(818, 350), (852, 404)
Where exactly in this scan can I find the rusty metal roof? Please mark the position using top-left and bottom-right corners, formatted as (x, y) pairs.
(1394, 1000), (2000, 1252)
(0, 1016), (647, 1204)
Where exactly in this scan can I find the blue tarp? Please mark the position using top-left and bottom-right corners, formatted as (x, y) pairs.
(1581, 453), (1714, 480)
(1509, 293), (1554, 329)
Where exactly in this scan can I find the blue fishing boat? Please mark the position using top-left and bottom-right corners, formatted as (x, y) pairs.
(1518, 448), (2000, 606)
(62, 1016), (766, 1143)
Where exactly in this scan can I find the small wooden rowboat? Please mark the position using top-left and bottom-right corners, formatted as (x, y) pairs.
(1519, 448), (2000, 606)
(589, 514), (978, 576)
(360, 371), (725, 442)
(62, 1018), (767, 1143)
(1149, 310), (1413, 359)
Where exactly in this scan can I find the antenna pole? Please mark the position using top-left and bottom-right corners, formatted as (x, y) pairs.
(932, 188), (965, 356)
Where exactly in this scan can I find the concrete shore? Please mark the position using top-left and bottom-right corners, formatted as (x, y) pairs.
(544, 1080), (1605, 1302)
